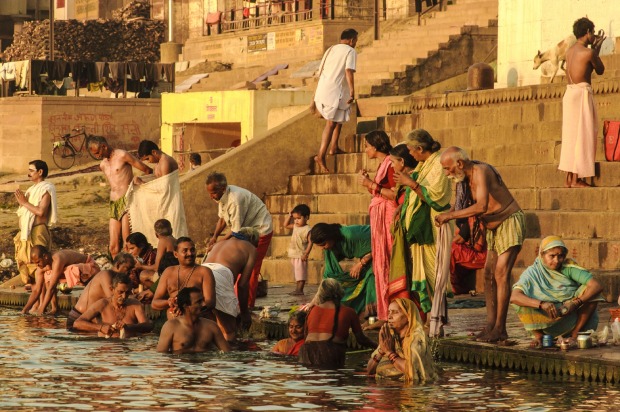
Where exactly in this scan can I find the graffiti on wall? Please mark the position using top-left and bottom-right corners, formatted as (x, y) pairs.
(47, 112), (144, 151)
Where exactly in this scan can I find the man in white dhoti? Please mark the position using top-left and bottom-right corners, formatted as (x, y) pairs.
(313, 28), (358, 173)
(558, 17), (605, 188)
(14, 160), (58, 285)
(202, 227), (258, 341)
(127, 140), (188, 246)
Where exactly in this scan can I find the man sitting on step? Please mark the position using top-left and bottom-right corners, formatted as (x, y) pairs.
(510, 236), (604, 348)
(202, 227), (258, 341)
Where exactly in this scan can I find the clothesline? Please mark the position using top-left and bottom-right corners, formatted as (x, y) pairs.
(0, 59), (175, 98)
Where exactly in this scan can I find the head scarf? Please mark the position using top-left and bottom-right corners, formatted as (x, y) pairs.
(539, 235), (568, 258)
(393, 298), (437, 383)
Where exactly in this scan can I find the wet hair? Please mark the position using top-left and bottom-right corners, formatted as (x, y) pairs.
(389, 144), (418, 169)
(112, 272), (132, 288)
(29, 160), (48, 178)
(138, 140), (160, 158)
(126, 232), (150, 251)
(30, 245), (50, 258)
(158, 251), (179, 274)
(573, 17), (594, 38)
(406, 129), (441, 153)
(364, 130), (392, 154)
(87, 135), (108, 149)
(206, 172), (227, 188)
(178, 286), (201, 313)
(443, 146), (470, 163)
(310, 223), (343, 245)
(341, 28), (358, 40)
(112, 252), (135, 271)
(315, 278), (344, 304)
(291, 204), (311, 218)
(189, 153), (202, 166)
(176, 236), (194, 249)
(237, 227), (259, 247)
(289, 310), (307, 327)
(154, 219), (173, 236)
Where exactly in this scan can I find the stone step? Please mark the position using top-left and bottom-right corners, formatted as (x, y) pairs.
(496, 162), (620, 189)
(513, 238), (620, 272)
(268, 192), (372, 215)
(288, 173), (370, 195)
(261, 257), (358, 284)
(525, 210), (620, 240)
(271, 213), (369, 236)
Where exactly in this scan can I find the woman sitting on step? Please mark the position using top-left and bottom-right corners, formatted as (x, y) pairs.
(510, 235), (604, 348)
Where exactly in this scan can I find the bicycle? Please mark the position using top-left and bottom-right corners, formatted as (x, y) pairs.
(52, 126), (103, 169)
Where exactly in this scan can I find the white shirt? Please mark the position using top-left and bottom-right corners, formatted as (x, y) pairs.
(314, 43), (356, 110)
(217, 185), (273, 236)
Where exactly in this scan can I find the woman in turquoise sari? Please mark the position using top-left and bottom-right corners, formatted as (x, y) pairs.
(510, 235), (604, 347)
(310, 223), (377, 316)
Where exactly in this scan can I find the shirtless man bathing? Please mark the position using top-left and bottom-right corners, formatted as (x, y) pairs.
(152, 237), (216, 320)
(73, 273), (153, 338)
(88, 136), (152, 257)
(66, 253), (135, 329)
(22, 246), (100, 316)
(435, 147), (526, 343)
(202, 227), (258, 341)
(157, 287), (231, 354)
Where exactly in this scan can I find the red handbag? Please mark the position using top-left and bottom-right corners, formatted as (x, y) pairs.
(604, 120), (620, 161)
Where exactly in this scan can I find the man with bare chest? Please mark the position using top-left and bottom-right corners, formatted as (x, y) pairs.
(23, 246), (100, 316)
(436, 147), (526, 343)
(66, 253), (135, 329)
(157, 287), (230, 354)
(73, 273), (153, 338)
(136, 140), (178, 180)
(151, 237), (216, 320)
(202, 227), (259, 340)
(88, 136), (152, 257)
(558, 17), (605, 188)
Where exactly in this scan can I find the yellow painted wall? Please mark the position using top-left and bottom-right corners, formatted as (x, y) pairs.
(160, 90), (313, 154)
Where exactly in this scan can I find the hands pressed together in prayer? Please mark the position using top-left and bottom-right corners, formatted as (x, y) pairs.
(14, 189), (29, 206)
(378, 324), (396, 354)
(167, 296), (181, 317)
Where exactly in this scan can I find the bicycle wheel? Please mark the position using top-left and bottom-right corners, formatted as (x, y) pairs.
(52, 143), (76, 170)
(86, 135), (103, 160)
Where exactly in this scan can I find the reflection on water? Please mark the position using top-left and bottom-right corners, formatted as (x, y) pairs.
(0, 307), (618, 411)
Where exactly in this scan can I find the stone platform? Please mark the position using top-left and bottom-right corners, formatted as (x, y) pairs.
(2, 282), (620, 383)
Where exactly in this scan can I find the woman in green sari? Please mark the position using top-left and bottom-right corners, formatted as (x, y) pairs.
(310, 223), (377, 316)
(393, 129), (452, 317)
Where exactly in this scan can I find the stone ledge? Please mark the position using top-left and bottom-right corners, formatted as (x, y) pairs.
(437, 338), (620, 384)
(388, 78), (620, 115)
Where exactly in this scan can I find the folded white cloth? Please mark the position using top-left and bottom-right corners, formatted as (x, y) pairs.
(202, 262), (240, 317)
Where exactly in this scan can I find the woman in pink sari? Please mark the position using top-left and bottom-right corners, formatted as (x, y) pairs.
(358, 130), (397, 330)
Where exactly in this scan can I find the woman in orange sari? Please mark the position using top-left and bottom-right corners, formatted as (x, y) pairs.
(272, 311), (306, 356)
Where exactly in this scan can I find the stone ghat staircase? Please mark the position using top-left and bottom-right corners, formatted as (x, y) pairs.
(356, 0), (498, 97)
(261, 52), (620, 303)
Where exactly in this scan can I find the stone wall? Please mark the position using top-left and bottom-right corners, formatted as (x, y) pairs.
(0, 96), (160, 173)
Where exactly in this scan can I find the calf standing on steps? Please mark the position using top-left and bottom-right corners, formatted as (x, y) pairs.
(533, 35), (576, 83)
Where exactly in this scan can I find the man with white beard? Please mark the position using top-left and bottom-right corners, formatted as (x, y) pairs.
(435, 147), (525, 344)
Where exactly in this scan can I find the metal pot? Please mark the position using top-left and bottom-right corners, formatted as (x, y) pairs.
(577, 333), (592, 349)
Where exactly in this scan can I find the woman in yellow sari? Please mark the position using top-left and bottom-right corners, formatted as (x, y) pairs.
(394, 129), (451, 316)
(367, 298), (437, 382)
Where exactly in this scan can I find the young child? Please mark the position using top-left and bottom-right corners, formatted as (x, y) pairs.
(132, 219), (177, 290)
(189, 153), (201, 171)
(284, 204), (313, 295)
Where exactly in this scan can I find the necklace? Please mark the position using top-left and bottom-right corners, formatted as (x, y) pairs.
(109, 297), (127, 323)
(177, 265), (197, 292)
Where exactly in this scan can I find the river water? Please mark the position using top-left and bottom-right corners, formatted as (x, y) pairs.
(1, 307), (618, 411)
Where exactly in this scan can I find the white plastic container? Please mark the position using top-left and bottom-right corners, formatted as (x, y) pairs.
(611, 318), (620, 345)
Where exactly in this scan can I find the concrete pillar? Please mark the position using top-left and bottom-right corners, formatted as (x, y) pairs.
(160, 42), (182, 63)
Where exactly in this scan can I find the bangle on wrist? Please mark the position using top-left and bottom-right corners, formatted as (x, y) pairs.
(538, 301), (544, 310)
